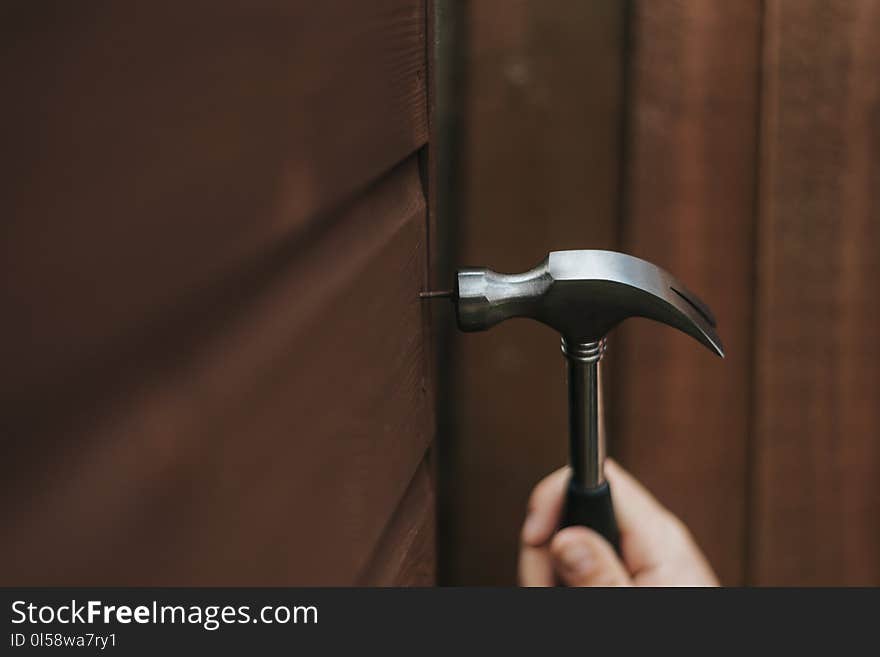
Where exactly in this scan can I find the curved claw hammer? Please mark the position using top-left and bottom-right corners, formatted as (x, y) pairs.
(427, 250), (724, 552)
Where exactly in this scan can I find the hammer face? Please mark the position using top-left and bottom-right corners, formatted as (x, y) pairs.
(455, 250), (724, 357)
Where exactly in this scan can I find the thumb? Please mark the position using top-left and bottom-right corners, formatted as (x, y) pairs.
(551, 527), (633, 587)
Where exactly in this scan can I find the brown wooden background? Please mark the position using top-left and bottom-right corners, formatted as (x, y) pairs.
(1, 1), (435, 585)
(440, 0), (880, 586)
(2, 1), (878, 587)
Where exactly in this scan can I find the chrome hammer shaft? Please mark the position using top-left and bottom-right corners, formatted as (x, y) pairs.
(562, 338), (606, 489)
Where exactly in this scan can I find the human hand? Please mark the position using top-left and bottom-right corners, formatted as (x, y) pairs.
(518, 460), (718, 586)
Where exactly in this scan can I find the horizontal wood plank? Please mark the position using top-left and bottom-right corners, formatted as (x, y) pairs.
(0, 158), (432, 584)
(0, 0), (427, 417)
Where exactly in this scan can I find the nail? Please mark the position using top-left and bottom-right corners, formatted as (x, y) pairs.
(419, 290), (453, 299)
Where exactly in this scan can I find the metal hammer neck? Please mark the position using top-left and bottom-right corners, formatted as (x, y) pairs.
(560, 338), (607, 489)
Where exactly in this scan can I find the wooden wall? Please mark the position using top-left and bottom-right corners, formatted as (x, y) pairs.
(1, 1), (435, 585)
(443, 0), (880, 585)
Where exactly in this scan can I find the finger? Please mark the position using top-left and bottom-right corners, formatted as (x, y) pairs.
(551, 527), (632, 587)
(521, 466), (570, 547)
(518, 545), (556, 587)
(604, 459), (679, 572)
(604, 458), (669, 528)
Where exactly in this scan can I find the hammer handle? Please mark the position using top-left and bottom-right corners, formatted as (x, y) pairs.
(561, 479), (620, 553)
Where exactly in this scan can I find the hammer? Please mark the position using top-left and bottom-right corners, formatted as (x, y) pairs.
(424, 249), (723, 551)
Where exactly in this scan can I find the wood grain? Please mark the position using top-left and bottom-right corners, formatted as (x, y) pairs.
(0, 0), (427, 426)
(612, 0), (762, 585)
(441, 0), (625, 584)
(752, 0), (880, 585)
(358, 457), (436, 585)
(0, 158), (433, 585)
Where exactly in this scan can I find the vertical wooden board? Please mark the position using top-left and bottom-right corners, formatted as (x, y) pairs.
(753, 0), (880, 585)
(442, 0), (625, 584)
(613, 1), (761, 584)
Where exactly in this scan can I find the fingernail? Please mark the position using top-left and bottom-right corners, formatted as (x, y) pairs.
(559, 541), (594, 573)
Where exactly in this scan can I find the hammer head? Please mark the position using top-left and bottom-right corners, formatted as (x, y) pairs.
(455, 250), (723, 356)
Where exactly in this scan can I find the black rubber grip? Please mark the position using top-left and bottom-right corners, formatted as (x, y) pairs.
(560, 479), (620, 553)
